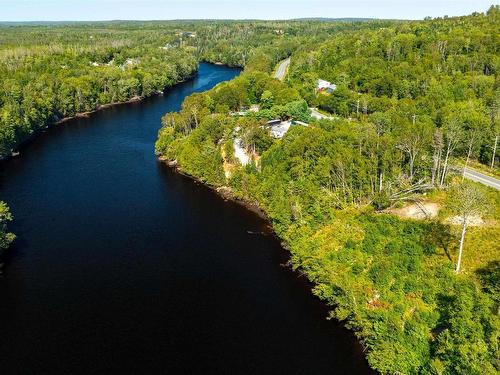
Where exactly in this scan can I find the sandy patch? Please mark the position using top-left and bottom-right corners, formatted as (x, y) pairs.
(445, 215), (484, 227)
(387, 202), (440, 220)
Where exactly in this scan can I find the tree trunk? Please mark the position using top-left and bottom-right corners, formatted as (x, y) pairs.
(455, 218), (467, 274)
(491, 135), (498, 169)
(440, 145), (451, 187)
(193, 110), (198, 127)
(436, 148), (442, 186)
(409, 153), (415, 181)
(431, 155), (437, 185)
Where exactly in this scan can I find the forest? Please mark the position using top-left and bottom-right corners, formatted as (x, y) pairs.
(155, 7), (500, 374)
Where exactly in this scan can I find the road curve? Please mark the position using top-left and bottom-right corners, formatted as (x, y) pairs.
(274, 58), (290, 81)
(463, 167), (500, 190)
(310, 107), (335, 120)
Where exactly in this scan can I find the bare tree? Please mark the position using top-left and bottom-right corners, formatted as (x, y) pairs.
(397, 119), (432, 182)
(492, 135), (498, 169)
(462, 127), (481, 181)
(447, 183), (486, 273)
(431, 129), (443, 185)
(162, 112), (190, 136)
(440, 119), (462, 187)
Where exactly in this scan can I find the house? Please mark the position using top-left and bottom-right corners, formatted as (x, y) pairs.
(267, 119), (282, 126)
(269, 120), (291, 138)
(316, 79), (337, 93)
(266, 119), (309, 139)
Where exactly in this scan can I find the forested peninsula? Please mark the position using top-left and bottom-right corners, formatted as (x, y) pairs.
(156, 8), (500, 374)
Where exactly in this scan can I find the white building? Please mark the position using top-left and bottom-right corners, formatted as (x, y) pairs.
(267, 120), (309, 139)
(316, 79), (337, 93)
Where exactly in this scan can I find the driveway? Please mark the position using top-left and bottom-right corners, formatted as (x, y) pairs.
(274, 58), (290, 81)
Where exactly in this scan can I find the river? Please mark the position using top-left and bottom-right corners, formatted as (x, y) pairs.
(0, 63), (373, 374)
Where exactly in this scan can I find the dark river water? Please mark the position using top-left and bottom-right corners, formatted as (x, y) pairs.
(0, 63), (373, 374)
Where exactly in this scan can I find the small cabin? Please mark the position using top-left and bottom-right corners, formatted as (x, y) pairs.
(316, 79), (336, 93)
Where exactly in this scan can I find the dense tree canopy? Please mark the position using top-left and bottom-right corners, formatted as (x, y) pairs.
(287, 7), (499, 172)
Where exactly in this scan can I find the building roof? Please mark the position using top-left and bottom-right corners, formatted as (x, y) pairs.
(317, 79), (337, 91)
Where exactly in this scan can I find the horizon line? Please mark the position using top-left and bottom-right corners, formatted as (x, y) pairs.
(0, 16), (452, 23)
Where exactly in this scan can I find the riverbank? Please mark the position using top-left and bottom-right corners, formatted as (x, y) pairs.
(55, 95), (145, 125)
(53, 70), (204, 127)
(160, 157), (269, 221)
(200, 59), (244, 69)
(0, 94), (151, 161)
(0, 67), (199, 161)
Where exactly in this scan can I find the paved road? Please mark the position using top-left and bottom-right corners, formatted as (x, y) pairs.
(463, 167), (500, 190)
(274, 58), (290, 81)
(310, 107), (335, 120)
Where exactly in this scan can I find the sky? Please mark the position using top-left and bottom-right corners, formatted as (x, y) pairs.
(0, 0), (494, 21)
